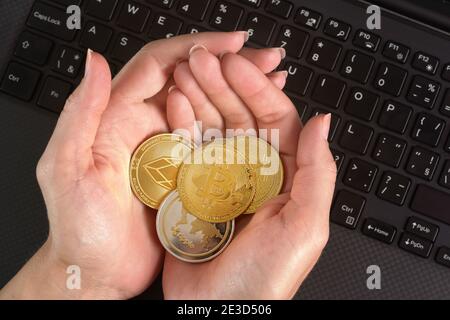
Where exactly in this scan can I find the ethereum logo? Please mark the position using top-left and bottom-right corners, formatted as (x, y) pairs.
(143, 157), (180, 190)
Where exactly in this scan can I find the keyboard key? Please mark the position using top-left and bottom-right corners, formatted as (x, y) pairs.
(373, 63), (408, 96)
(27, 2), (76, 41)
(284, 62), (313, 96)
(244, 13), (277, 46)
(294, 7), (321, 30)
(446, 135), (450, 153)
(37, 76), (72, 113)
(411, 184), (450, 225)
(185, 25), (208, 34)
(331, 149), (345, 172)
(147, 0), (174, 8)
(178, 0), (211, 21)
(411, 113), (445, 147)
(436, 247), (450, 268)
(52, 0), (81, 5)
(412, 52), (439, 75)
(118, 1), (151, 33)
(307, 38), (342, 71)
(406, 147), (439, 180)
(323, 18), (351, 41)
(372, 134), (407, 167)
(353, 29), (380, 52)
(111, 34), (145, 63)
(340, 50), (374, 84)
(343, 158), (377, 192)
(407, 76), (441, 109)
(399, 233), (433, 258)
(274, 26), (308, 58)
(439, 160), (450, 189)
(405, 217), (439, 242)
(382, 41), (409, 64)
(86, 0), (119, 21)
(209, 2), (244, 32)
(362, 218), (396, 244)
(442, 64), (450, 81)
(378, 100), (412, 134)
(51, 46), (84, 78)
(14, 32), (53, 66)
(149, 13), (183, 39)
(80, 21), (113, 53)
(441, 89), (450, 117)
(238, 0), (261, 7)
(339, 121), (373, 155)
(0, 62), (40, 101)
(310, 109), (340, 142)
(265, 0), (293, 19)
(377, 171), (410, 205)
(311, 75), (346, 108)
(345, 88), (379, 121)
(331, 190), (365, 229)
(289, 96), (308, 121)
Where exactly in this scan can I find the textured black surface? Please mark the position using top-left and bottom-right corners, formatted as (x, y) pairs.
(0, 0), (450, 299)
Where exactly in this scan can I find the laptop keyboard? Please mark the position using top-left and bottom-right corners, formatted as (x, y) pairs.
(1, 0), (450, 269)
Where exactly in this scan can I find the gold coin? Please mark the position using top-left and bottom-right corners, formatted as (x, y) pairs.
(156, 191), (234, 263)
(177, 139), (256, 223)
(232, 136), (284, 213)
(130, 134), (194, 209)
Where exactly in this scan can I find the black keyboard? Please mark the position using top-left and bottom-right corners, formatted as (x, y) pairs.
(1, 0), (450, 269)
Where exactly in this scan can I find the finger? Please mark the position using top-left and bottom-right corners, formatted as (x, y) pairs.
(189, 46), (257, 132)
(238, 47), (285, 74)
(111, 31), (248, 103)
(267, 71), (288, 90)
(221, 53), (301, 157)
(44, 50), (111, 173)
(166, 86), (202, 145)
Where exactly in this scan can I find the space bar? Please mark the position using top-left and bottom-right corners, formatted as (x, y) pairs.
(411, 185), (450, 225)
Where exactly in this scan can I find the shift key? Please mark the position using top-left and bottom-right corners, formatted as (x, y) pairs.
(411, 185), (450, 225)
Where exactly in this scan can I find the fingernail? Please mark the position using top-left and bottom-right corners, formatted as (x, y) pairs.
(322, 114), (332, 141)
(85, 48), (93, 77)
(189, 44), (207, 56)
(278, 47), (286, 59)
(237, 31), (250, 43)
(176, 59), (185, 67)
(219, 51), (231, 60)
(168, 85), (177, 94)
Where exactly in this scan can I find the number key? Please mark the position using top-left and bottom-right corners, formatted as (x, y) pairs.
(307, 38), (342, 71)
(373, 63), (408, 96)
(244, 13), (277, 46)
(340, 50), (374, 84)
(178, 0), (211, 21)
(274, 26), (308, 58)
(209, 2), (244, 31)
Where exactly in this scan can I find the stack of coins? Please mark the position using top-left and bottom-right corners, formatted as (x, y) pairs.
(130, 134), (283, 263)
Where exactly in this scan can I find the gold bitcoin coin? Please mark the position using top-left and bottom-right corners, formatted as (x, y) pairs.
(177, 139), (256, 223)
(130, 134), (194, 209)
(232, 136), (284, 213)
(156, 191), (234, 263)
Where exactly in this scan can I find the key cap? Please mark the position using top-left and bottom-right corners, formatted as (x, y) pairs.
(289, 96), (308, 121)
(14, 32), (53, 66)
(340, 50), (374, 84)
(331, 149), (345, 172)
(345, 88), (379, 121)
(149, 13), (183, 39)
(323, 18), (351, 41)
(209, 2), (244, 32)
(0, 62), (40, 101)
(147, 0), (174, 8)
(244, 13), (277, 46)
(441, 89), (450, 117)
(311, 75), (346, 109)
(86, 0), (119, 21)
(51, 46), (84, 78)
(439, 160), (450, 189)
(407, 76), (441, 109)
(405, 217), (439, 242)
(344, 159), (378, 192)
(411, 112), (445, 147)
(373, 63), (408, 96)
(436, 247), (450, 268)
(406, 147), (439, 180)
(265, 0), (293, 19)
(411, 184), (450, 225)
(372, 134), (407, 167)
(238, 0), (261, 7)
(80, 21), (113, 53)
(377, 171), (410, 205)
(310, 109), (341, 142)
(111, 34), (145, 63)
(178, 0), (211, 21)
(399, 233), (433, 258)
(378, 100), (412, 134)
(284, 62), (313, 96)
(339, 121), (373, 155)
(27, 2), (76, 41)
(382, 41), (409, 64)
(353, 29), (380, 52)
(307, 38), (342, 71)
(362, 218), (396, 244)
(331, 190), (365, 229)
(412, 52), (439, 75)
(37, 76), (72, 113)
(446, 135), (450, 154)
(294, 7), (321, 30)
(274, 26), (308, 58)
(118, 1), (151, 33)
(442, 64), (450, 82)
(185, 25), (209, 34)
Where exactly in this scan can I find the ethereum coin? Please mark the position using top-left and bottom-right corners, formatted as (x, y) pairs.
(130, 134), (194, 209)
(156, 190), (234, 263)
(177, 139), (256, 223)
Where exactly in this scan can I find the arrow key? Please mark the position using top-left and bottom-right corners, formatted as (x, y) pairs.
(14, 31), (53, 66)
(362, 218), (396, 244)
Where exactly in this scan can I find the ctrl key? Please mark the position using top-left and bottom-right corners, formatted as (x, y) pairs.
(0, 62), (40, 101)
(399, 233), (433, 258)
(331, 190), (365, 229)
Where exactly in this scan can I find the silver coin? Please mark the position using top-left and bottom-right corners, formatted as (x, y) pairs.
(156, 190), (234, 263)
